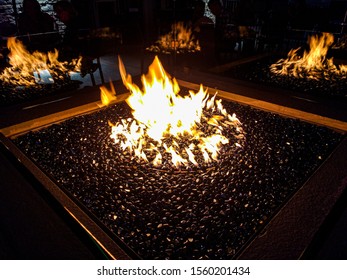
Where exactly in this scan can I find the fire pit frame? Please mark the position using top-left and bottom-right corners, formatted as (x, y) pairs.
(1, 79), (346, 259)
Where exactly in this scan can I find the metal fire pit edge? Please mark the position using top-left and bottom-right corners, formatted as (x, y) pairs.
(0, 130), (136, 260)
(236, 136), (347, 259)
(1, 81), (346, 260)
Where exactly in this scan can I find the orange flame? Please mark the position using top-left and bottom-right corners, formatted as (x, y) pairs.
(100, 82), (117, 106)
(270, 33), (347, 80)
(101, 56), (243, 168)
(0, 37), (81, 86)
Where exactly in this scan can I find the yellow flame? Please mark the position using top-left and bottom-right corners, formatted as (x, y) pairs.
(146, 22), (201, 54)
(0, 37), (81, 86)
(102, 56), (243, 167)
(270, 33), (347, 80)
(100, 82), (117, 106)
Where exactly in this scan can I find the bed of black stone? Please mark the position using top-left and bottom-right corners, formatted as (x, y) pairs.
(0, 78), (81, 107)
(12, 94), (343, 260)
(222, 56), (347, 98)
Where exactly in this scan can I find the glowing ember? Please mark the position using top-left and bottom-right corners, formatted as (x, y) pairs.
(270, 33), (347, 80)
(0, 37), (81, 86)
(146, 22), (201, 54)
(101, 56), (243, 168)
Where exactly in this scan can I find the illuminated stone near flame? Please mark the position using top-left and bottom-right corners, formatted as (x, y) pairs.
(101, 56), (243, 168)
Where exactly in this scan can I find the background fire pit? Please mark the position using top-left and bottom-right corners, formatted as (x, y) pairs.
(0, 37), (82, 107)
(9, 87), (344, 259)
(221, 55), (347, 99)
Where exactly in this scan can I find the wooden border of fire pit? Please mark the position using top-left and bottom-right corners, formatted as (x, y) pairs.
(0, 79), (346, 259)
(0, 93), (129, 138)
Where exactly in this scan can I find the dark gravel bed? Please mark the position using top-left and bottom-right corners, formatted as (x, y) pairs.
(12, 99), (343, 259)
(223, 56), (347, 98)
(0, 78), (81, 107)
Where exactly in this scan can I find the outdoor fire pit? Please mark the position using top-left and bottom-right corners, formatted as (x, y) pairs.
(0, 37), (81, 107)
(146, 22), (201, 55)
(142, 21), (202, 73)
(10, 100), (343, 260)
(222, 33), (347, 99)
(3, 56), (345, 260)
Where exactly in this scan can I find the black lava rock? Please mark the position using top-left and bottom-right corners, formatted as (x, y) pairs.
(13, 99), (343, 259)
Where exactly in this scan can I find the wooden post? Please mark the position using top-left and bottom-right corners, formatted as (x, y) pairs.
(12, 0), (19, 33)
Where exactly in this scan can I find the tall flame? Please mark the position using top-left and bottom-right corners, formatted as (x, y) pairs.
(101, 56), (243, 168)
(0, 37), (81, 86)
(270, 33), (347, 80)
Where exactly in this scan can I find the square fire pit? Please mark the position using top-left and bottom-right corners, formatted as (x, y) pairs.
(1, 78), (346, 260)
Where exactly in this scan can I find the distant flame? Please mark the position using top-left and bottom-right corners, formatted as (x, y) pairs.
(270, 33), (347, 80)
(101, 56), (243, 168)
(0, 37), (81, 86)
(146, 22), (201, 54)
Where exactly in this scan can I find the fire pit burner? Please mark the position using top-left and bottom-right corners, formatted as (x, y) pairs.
(12, 97), (343, 259)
